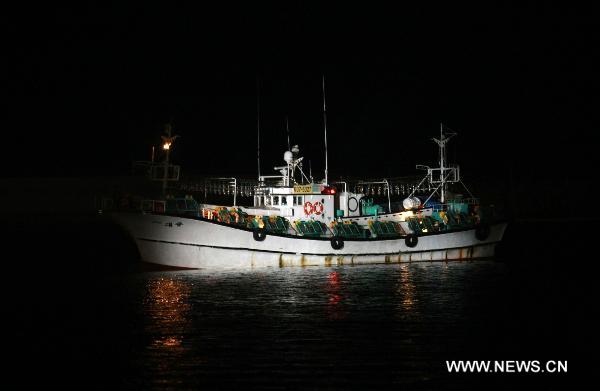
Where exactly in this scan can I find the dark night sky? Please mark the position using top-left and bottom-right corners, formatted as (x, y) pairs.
(6, 2), (597, 182)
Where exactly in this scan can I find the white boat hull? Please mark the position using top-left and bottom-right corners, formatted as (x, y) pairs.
(112, 212), (507, 269)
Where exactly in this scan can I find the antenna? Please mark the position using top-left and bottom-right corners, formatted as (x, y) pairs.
(256, 77), (261, 182)
(286, 116), (291, 150)
(322, 75), (329, 185)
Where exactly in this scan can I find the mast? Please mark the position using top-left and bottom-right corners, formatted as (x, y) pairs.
(322, 75), (329, 185)
(160, 123), (178, 196)
(285, 117), (291, 186)
(432, 123), (455, 203)
(439, 123), (445, 202)
(256, 77), (261, 182)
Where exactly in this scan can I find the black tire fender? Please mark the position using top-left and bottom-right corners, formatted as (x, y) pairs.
(331, 236), (344, 250)
(253, 228), (267, 242)
(405, 234), (418, 248)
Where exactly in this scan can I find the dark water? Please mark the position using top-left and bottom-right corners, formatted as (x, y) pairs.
(6, 215), (585, 389)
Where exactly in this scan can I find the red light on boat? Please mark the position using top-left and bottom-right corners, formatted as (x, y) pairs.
(321, 187), (337, 195)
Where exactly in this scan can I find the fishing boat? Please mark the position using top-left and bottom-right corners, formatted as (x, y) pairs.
(110, 121), (507, 269)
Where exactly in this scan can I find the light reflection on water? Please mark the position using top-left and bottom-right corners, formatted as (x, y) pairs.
(144, 277), (191, 351)
(326, 271), (345, 320)
(122, 261), (513, 388)
(398, 264), (418, 312)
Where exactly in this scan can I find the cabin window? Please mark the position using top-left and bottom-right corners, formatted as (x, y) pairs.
(265, 197), (271, 206)
(273, 196), (279, 206)
(281, 196), (287, 206)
